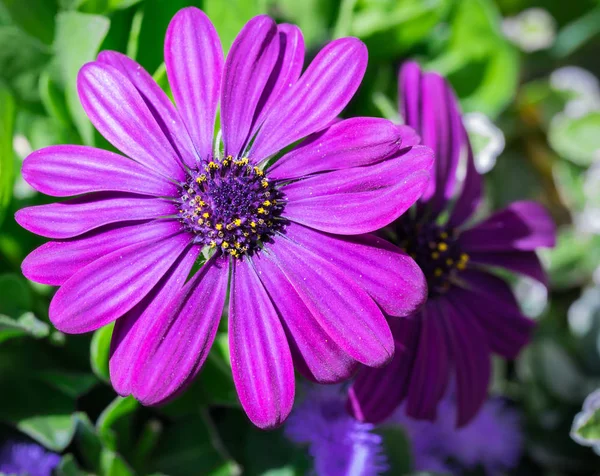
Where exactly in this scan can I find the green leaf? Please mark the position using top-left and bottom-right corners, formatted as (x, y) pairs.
(101, 449), (135, 476)
(18, 414), (77, 452)
(276, 0), (337, 48)
(575, 407), (600, 441)
(39, 69), (73, 128)
(55, 11), (110, 145)
(0, 0), (57, 44)
(0, 274), (32, 317)
(377, 425), (412, 475)
(0, 312), (50, 343)
(0, 85), (15, 227)
(97, 396), (138, 449)
(56, 454), (90, 476)
(73, 412), (103, 471)
(38, 371), (98, 398)
(549, 112), (600, 166)
(90, 322), (113, 382)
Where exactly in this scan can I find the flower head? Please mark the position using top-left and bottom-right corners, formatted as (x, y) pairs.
(348, 61), (555, 427)
(285, 385), (388, 476)
(17, 10), (433, 428)
(0, 440), (60, 476)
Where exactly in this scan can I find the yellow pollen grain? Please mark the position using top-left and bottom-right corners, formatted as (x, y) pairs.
(254, 166), (264, 176)
(457, 262), (467, 270)
(202, 212), (210, 219)
(261, 180), (269, 188)
(215, 223), (223, 231)
(235, 242), (241, 248)
(431, 252), (440, 259)
(263, 200), (271, 207)
(197, 219), (204, 225)
(250, 221), (257, 228)
(257, 207), (266, 214)
(234, 218), (242, 226)
(207, 161), (219, 169)
(438, 242), (448, 252)
(210, 240), (216, 248)
(460, 253), (469, 262)
(222, 241), (229, 249)
(197, 199), (206, 207)
(446, 258), (454, 266)
(434, 268), (443, 277)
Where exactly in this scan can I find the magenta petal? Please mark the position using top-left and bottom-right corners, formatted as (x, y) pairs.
(252, 252), (358, 383)
(250, 38), (368, 160)
(405, 304), (449, 421)
(229, 258), (295, 429)
(77, 62), (185, 180)
(22, 220), (181, 286)
(440, 297), (491, 427)
(399, 61), (421, 130)
(109, 246), (200, 396)
(468, 250), (547, 285)
(97, 51), (198, 168)
(49, 232), (191, 334)
(461, 201), (556, 252)
(132, 256), (229, 405)
(447, 135), (482, 228)
(15, 194), (176, 239)
(268, 117), (408, 181)
(165, 7), (223, 162)
(284, 223), (426, 317)
(282, 145), (433, 235)
(266, 232), (394, 367)
(22, 145), (177, 197)
(221, 15), (279, 158)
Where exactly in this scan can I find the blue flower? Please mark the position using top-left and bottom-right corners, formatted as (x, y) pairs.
(0, 440), (60, 476)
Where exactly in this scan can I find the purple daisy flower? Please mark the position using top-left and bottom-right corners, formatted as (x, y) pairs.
(0, 440), (60, 476)
(16, 9), (432, 429)
(285, 384), (388, 476)
(347, 61), (556, 427)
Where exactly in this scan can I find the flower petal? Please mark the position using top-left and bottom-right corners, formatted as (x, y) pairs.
(468, 250), (548, 285)
(22, 145), (177, 197)
(78, 62), (185, 180)
(447, 135), (482, 228)
(284, 223), (426, 317)
(399, 61), (421, 130)
(268, 117), (408, 181)
(164, 7), (223, 162)
(229, 258), (295, 429)
(22, 220), (181, 286)
(461, 201), (556, 252)
(49, 232), (191, 334)
(266, 232), (394, 367)
(250, 37), (367, 160)
(221, 15), (279, 158)
(109, 246), (200, 396)
(252, 252), (358, 383)
(97, 51), (198, 168)
(132, 256), (229, 405)
(15, 194), (176, 239)
(282, 145), (433, 235)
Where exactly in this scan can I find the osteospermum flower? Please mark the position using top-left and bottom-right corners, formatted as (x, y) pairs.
(16, 9), (432, 428)
(0, 440), (60, 476)
(348, 61), (556, 427)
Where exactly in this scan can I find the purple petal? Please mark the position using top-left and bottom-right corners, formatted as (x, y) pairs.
(249, 38), (368, 160)
(229, 258), (295, 429)
(132, 256), (229, 405)
(405, 304), (450, 421)
(284, 223), (426, 317)
(252, 252), (358, 383)
(282, 145), (433, 235)
(15, 194), (176, 239)
(266, 232), (394, 367)
(164, 7), (223, 162)
(447, 134), (482, 228)
(461, 201), (556, 252)
(22, 145), (177, 197)
(221, 15), (279, 158)
(110, 246), (200, 396)
(468, 250), (548, 285)
(97, 51), (198, 168)
(49, 232), (191, 334)
(399, 61), (421, 129)
(268, 117), (409, 181)
(77, 62), (185, 180)
(440, 297), (491, 427)
(22, 220), (181, 286)
(348, 317), (417, 424)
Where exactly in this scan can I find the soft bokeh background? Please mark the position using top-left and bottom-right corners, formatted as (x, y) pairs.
(0, 0), (599, 474)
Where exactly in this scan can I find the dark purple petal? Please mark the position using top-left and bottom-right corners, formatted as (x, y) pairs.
(110, 246), (200, 396)
(266, 232), (394, 367)
(77, 62), (185, 180)
(97, 51), (198, 168)
(447, 134), (482, 228)
(229, 258), (294, 429)
(22, 220), (180, 286)
(282, 145), (433, 235)
(348, 317), (417, 424)
(468, 250), (548, 285)
(268, 117), (408, 181)
(252, 252), (358, 383)
(49, 232), (191, 334)
(15, 194), (176, 239)
(132, 256), (229, 404)
(440, 297), (491, 427)
(405, 303), (450, 421)
(22, 145), (177, 197)
(283, 223), (426, 317)
(221, 15), (279, 158)
(452, 270), (535, 359)
(165, 7), (223, 162)
(461, 201), (556, 252)
(249, 38), (368, 160)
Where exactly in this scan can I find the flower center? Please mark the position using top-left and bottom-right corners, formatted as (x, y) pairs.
(393, 216), (469, 297)
(178, 156), (285, 258)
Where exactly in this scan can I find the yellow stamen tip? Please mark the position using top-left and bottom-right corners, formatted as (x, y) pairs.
(215, 223), (223, 231)
(434, 268), (443, 277)
(438, 242), (448, 252)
